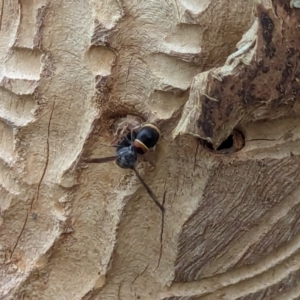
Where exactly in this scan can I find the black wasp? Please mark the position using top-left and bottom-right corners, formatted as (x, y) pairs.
(84, 123), (164, 212)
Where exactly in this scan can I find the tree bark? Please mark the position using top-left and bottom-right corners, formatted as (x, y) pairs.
(1, 0), (300, 299)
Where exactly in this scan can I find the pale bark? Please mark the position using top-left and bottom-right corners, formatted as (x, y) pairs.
(0, 0), (300, 299)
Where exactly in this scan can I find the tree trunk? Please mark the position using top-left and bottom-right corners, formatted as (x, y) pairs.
(1, 0), (300, 299)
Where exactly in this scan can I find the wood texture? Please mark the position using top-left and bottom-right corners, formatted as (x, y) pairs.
(0, 0), (300, 300)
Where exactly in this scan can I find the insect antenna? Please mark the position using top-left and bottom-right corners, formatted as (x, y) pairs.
(83, 156), (118, 164)
(131, 167), (164, 213)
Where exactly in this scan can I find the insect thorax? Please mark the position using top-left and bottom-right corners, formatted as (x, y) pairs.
(116, 146), (137, 169)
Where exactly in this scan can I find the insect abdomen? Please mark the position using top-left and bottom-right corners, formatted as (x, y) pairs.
(133, 124), (160, 154)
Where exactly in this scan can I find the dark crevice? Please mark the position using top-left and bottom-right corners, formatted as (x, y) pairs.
(31, 100), (55, 210)
(10, 101), (55, 260)
(200, 129), (245, 154)
(131, 264), (149, 286)
(217, 134), (234, 150)
(10, 213), (28, 259)
(0, 0), (4, 31)
(118, 280), (124, 300)
(193, 143), (199, 171)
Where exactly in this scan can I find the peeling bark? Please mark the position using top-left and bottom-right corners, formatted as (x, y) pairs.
(1, 0), (300, 300)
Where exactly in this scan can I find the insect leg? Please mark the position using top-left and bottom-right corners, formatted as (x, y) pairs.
(128, 124), (141, 144)
(131, 167), (164, 213)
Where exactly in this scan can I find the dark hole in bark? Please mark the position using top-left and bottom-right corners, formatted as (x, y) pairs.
(200, 129), (245, 153)
(217, 134), (234, 150)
